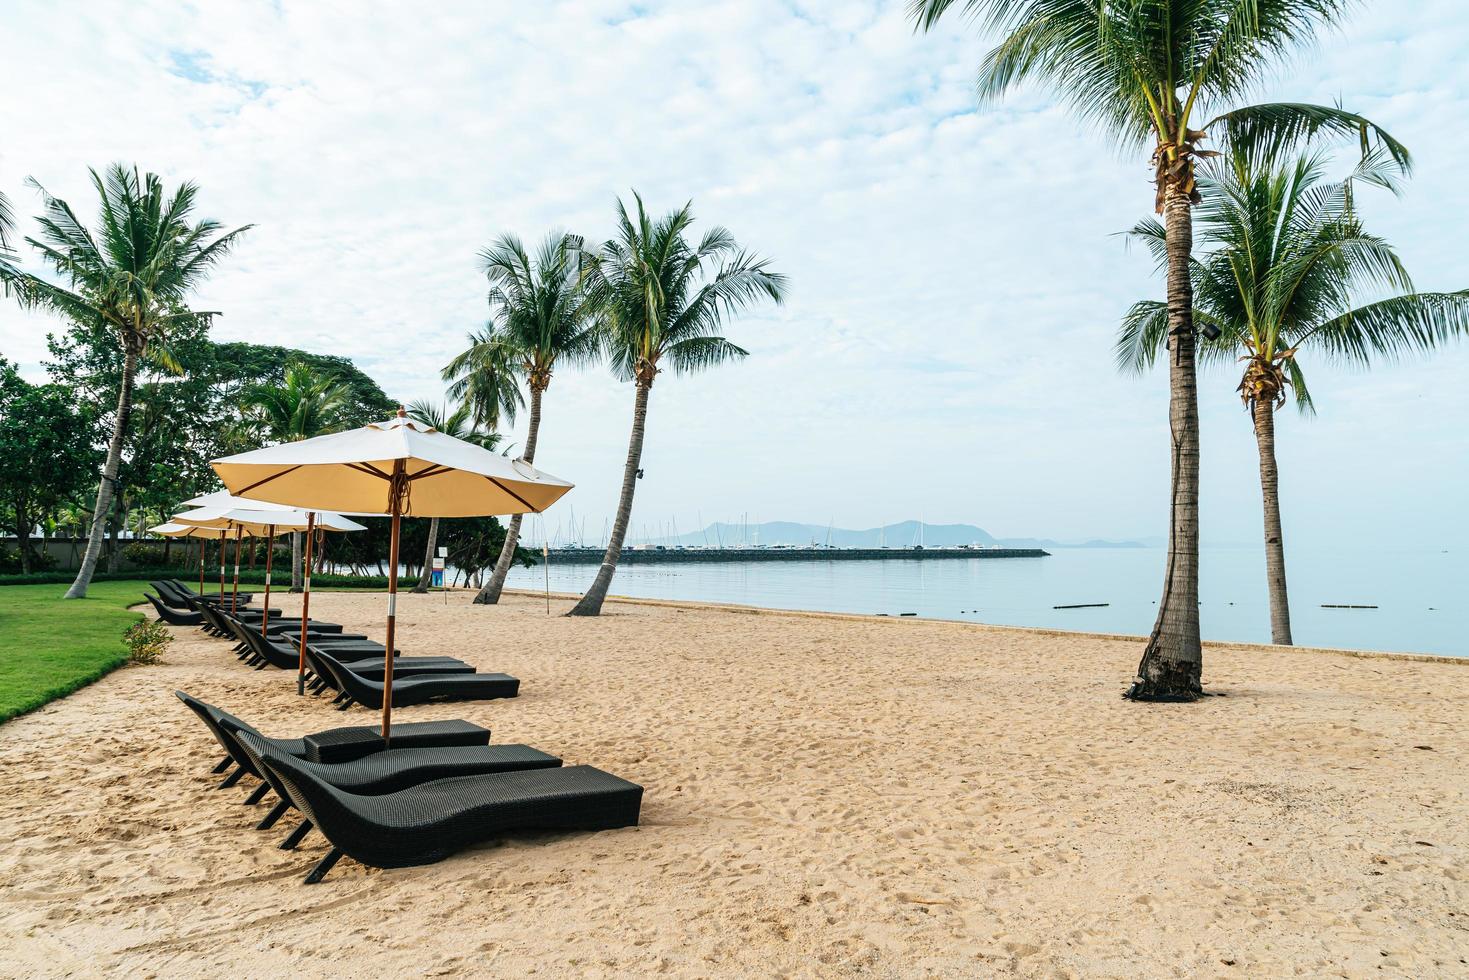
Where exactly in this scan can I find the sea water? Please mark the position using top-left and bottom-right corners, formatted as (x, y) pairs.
(503, 545), (1466, 657)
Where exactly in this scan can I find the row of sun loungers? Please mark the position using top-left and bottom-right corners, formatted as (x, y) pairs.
(147, 581), (518, 708)
(149, 580), (642, 884)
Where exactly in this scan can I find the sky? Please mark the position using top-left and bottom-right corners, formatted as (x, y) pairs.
(2, 1), (1466, 550)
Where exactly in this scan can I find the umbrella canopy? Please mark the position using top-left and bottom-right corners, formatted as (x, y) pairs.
(212, 414), (572, 516)
(211, 410), (573, 740)
(149, 521), (215, 538)
(180, 490), (302, 511)
(174, 506), (364, 641)
(174, 506), (365, 536)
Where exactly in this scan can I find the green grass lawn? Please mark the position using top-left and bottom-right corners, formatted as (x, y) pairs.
(0, 580), (150, 724)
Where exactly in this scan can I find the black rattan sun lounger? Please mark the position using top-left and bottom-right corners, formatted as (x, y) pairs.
(156, 580), (254, 607)
(236, 731), (642, 883)
(174, 691), (497, 808)
(228, 731), (561, 841)
(311, 649), (516, 709)
(145, 592), (205, 626)
(243, 630), (461, 676)
(168, 578), (256, 601)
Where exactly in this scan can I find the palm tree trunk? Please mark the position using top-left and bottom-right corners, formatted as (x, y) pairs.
(567, 381), (649, 617)
(1127, 185), (1203, 701)
(64, 347), (139, 599)
(413, 517), (439, 593)
(475, 385), (544, 605)
(290, 531), (303, 592)
(1253, 396), (1292, 644)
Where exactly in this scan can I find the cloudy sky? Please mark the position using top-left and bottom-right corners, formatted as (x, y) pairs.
(3, 1), (1466, 548)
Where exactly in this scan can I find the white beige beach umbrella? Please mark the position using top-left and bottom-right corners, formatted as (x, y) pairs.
(149, 521), (220, 596)
(180, 490), (301, 511)
(210, 409), (574, 738)
(175, 507), (366, 638)
(180, 492), (373, 672)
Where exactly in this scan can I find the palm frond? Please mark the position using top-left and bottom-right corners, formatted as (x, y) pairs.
(1116, 300), (1169, 374)
(1208, 103), (1412, 174)
(1301, 291), (1469, 366)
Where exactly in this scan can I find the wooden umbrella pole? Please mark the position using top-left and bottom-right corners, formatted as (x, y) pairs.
(217, 530), (227, 602)
(197, 537), (205, 595)
(261, 524), (276, 638)
(297, 512), (316, 696)
(230, 526), (243, 614)
(382, 461), (406, 744)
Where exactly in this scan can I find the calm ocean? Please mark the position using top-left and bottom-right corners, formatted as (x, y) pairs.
(503, 545), (1466, 658)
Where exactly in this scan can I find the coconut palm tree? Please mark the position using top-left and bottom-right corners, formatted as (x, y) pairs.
(240, 361), (351, 590)
(567, 193), (785, 617)
(443, 231), (597, 606)
(18, 164), (250, 599)
(910, 0), (1407, 699)
(404, 399), (504, 592)
(1118, 150), (1469, 645)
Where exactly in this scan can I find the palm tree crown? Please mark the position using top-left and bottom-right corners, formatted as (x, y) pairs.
(241, 361), (353, 443)
(483, 231), (598, 392)
(405, 399), (503, 451)
(22, 164), (252, 360)
(585, 193), (786, 386)
(909, 0), (1408, 210)
(1118, 151), (1469, 402)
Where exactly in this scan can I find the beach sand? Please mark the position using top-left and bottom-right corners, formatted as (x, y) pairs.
(1, 589), (1465, 977)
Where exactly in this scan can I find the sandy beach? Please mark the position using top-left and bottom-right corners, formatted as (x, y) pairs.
(1, 589), (1465, 977)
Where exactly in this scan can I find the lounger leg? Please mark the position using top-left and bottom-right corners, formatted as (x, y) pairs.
(304, 848), (343, 885)
(244, 783), (271, 805)
(336, 697), (354, 711)
(330, 691), (348, 704)
(279, 819), (313, 850)
(257, 800), (291, 830)
(211, 756), (233, 774)
(218, 766), (245, 789)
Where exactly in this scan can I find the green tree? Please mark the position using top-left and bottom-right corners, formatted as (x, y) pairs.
(0, 361), (98, 572)
(1118, 150), (1469, 644)
(17, 164), (250, 598)
(240, 361), (351, 589)
(404, 399), (503, 593)
(211, 342), (395, 433)
(46, 317), (224, 570)
(911, 0), (1407, 699)
(567, 193), (785, 616)
(443, 230), (597, 606)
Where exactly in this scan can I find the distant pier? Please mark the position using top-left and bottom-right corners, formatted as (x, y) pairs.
(542, 546), (1049, 564)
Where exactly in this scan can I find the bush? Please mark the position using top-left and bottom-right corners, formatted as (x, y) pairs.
(123, 619), (172, 666)
(0, 547), (58, 575)
(122, 542), (190, 568)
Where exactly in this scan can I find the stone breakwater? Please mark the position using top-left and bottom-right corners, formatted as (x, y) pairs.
(542, 547), (1049, 563)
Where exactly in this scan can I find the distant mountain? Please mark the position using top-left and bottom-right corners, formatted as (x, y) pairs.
(656, 520), (1148, 550)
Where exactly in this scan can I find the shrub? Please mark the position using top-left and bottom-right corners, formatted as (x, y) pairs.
(122, 542), (189, 567)
(0, 547), (58, 574)
(123, 619), (171, 666)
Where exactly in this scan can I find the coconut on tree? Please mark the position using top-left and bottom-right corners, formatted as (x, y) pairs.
(16, 165), (250, 599)
(403, 399), (504, 593)
(1118, 148), (1469, 644)
(239, 361), (351, 589)
(442, 231), (597, 605)
(567, 193), (785, 617)
(911, 0), (1407, 699)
